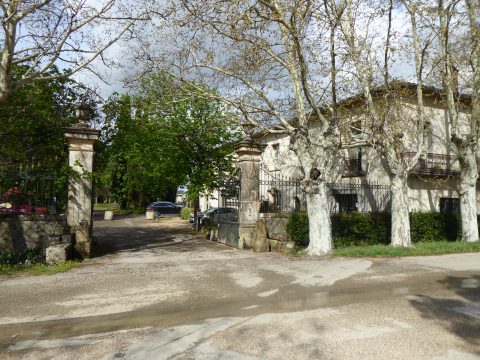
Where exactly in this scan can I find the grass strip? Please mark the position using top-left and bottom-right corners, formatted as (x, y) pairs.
(334, 241), (480, 257)
(93, 203), (119, 211)
(113, 208), (145, 215)
(0, 260), (82, 276)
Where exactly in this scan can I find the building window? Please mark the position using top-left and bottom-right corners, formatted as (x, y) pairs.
(440, 198), (460, 214)
(424, 120), (433, 152)
(334, 194), (358, 212)
(343, 148), (364, 177)
(294, 196), (301, 212)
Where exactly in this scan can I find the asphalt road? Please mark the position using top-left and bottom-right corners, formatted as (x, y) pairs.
(0, 215), (479, 359)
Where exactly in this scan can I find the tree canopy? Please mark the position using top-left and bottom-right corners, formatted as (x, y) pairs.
(0, 0), (147, 103)
(0, 66), (96, 211)
(98, 71), (240, 208)
(0, 66), (86, 169)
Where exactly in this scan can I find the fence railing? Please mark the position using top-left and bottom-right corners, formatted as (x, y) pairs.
(0, 169), (66, 214)
(219, 178), (241, 213)
(327, 182), (391, 213)
(259, 168), (301, 213)
(259, 167), (391, 214)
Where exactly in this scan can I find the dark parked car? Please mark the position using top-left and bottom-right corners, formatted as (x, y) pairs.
(146, 201), (182, 216)
(201, 207), (237, 225)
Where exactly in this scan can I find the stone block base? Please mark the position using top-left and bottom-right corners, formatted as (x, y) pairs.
(268, 239), (295, 254)
(253, 219), (268, 252)
(74, 241), (91, 259)
(209, 227), (218, 241)
(46, 243), (72, 265)
(104, 211), (114, 220)
(239, 225), (256, 249)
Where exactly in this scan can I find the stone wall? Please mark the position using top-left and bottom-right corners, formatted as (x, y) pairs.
(260, 213), (291, 242)
(0, 213), (68, 253)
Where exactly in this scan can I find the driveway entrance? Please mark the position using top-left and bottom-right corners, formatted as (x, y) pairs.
(1, 215), (480, 359)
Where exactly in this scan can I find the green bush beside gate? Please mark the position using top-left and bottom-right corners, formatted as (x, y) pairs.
(180, 207), (193, 220)
(287, 212), (475, 248)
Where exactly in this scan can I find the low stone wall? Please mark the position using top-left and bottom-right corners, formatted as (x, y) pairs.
(0, 213), (68, 253)
(260, 213), (291, 242)
(255, 213), (295, 253)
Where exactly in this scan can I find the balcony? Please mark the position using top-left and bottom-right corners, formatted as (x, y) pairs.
(401, 152), (460, 177)
(343, 158), (365, 177)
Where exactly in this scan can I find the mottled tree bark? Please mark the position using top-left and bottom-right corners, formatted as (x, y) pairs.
(305, 183), (333, 255)
(390, 175), (411, 247)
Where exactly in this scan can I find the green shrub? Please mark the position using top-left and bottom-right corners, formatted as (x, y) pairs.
(331, 212), (390, 248)
(286, 212), (309, 247)
(410, 212), (461, 243)
(180, 207), (193, 220)
(286, 211), (474, 249)
(0, 248), (44, 265)
(112, 208), (145, 215)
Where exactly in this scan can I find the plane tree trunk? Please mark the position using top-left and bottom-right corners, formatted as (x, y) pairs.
(458, 147), (479, 242)
(390, 174), (412, 247)
(291, 131), (336, 255)
(304, 182), (333, 255)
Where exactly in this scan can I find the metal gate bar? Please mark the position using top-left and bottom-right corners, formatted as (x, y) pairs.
(218, 221), (240, 248)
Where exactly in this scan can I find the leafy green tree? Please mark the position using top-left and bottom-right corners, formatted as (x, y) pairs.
(0, 66), (94, 210)
(98, 72), (240, 208)
(0, 66), (81, 169)
(99, 94), (178, 208)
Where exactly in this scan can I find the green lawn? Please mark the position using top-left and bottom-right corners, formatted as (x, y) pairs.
(94, 203), (144, 215)
(94, 203), (119, 211)
(0, 261), (82, 276)
(334, 241), (480, 257)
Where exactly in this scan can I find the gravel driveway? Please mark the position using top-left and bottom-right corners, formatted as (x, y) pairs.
(1, 215), (479, 359)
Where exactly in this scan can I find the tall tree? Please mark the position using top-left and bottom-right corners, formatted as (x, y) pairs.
(0, 65), (95, 211)
(0, 0), (147, 103)
(0, 66), (83, 169)
(335, 0), (432, 247)
(141, 0), (347, 255)
(99, 72), (239, 208)
(437, 0), (479, 242)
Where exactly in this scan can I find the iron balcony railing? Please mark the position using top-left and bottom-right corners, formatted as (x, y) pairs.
(401, 152), (460, 176)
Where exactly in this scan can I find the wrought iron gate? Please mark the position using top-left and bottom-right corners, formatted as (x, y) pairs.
(217, 178), (240, 248)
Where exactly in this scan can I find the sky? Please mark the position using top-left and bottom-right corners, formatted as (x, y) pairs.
(73, 42), (128, 101)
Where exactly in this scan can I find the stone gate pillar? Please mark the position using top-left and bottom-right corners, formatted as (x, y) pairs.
(235, 139), (266, 249)
(64, 105), (100, 258)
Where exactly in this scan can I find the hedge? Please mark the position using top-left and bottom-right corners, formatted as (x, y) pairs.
(287, 212), (474, 248)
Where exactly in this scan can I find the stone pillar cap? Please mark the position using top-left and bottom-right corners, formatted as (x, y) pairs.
(234, 139), (267, 151)
(64, 125), (100, 140)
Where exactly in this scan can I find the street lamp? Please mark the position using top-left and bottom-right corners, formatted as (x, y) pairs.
(75, 101), (91, 126)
